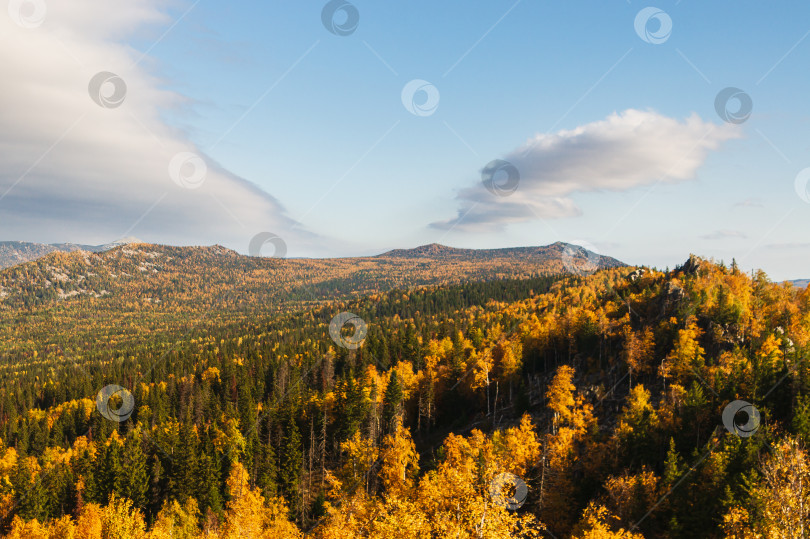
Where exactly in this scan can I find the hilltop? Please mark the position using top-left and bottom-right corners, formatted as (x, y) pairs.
(0, 241), (624, 359)
(0, 237), (143, 269)
(379, 241), (623, 266)
(0, 239), (623, 271)
(0, 241), (625, 310)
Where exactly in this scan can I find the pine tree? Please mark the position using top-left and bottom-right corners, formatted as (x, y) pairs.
(792, 394), (810, 441)
(279, 413), (302, 511)
(88, 436), (123, 505)
(256, 416), (278, 499)
(170, 420), (201, 504)
(120, 432), (149, 511)
(382, 371), (403, 434)
(147, 452), (165, 522)
(337, 375), (368, 442)
(403, 323), (421, 370)
(12, 453), (48, 522)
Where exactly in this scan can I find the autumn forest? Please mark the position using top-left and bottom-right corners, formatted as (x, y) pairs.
(0, 244), (807, 538)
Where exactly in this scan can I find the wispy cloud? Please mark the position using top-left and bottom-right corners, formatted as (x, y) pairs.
(431, 109), (741, 231)
(0, 0), (318, 253)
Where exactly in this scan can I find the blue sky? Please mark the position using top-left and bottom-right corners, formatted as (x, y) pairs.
(1, 1), (808, 279)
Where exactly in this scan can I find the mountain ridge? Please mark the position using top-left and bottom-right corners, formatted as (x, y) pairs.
(0, 239), (623, 269)
(0, 241), (625, 322)
(0, 237), (143, 269)
(378, 241), (623, 265)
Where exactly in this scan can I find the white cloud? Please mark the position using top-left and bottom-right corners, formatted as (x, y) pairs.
(431, 109), (741, 231)
(0, 0), (319, 254)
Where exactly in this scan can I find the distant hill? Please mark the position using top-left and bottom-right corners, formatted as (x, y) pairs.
(0, 241), (61, 269)
(789, 279), (809, 288)
(0, 239), (622, 273)
(0, 241), (625, 353)
(0, 237), (142, 269)
(0, 241), (625, 310)
(380, 241), (624, 268)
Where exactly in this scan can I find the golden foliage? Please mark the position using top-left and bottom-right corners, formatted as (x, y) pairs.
(572, 503), (644, 539)
(221, 461), (301, 539)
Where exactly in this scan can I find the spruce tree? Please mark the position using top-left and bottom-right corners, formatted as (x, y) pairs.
(338, 376), (368, 442)
(256, 416), (278, 499)
(279, 412), (302, 508)
(121, 432), (149, 510)
(382, 371), (403, 434)
(12, 453), (48, 522)
(169, 420), (199, 503)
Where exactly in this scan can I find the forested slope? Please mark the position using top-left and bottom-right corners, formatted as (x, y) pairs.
(0, 254), (808, 538)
